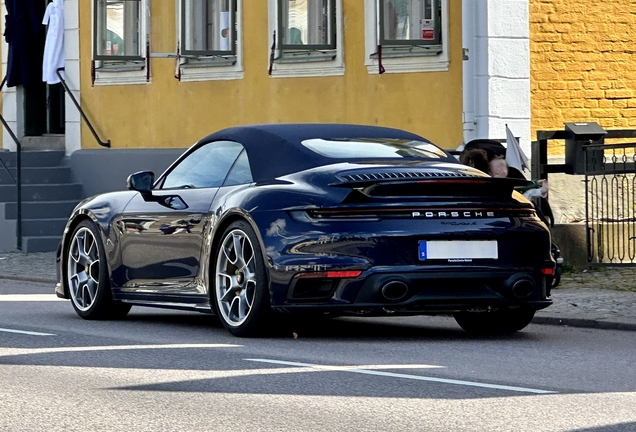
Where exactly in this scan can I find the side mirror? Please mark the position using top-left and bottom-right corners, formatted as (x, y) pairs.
(127, 171), (155, 193)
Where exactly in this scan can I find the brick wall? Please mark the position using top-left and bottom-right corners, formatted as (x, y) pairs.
(530, 0), (636, 153)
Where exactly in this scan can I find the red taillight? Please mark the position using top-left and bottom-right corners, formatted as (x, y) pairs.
(541, 268), (555, 275)
(296, 270), (362, 279)
(326, 270), (362, 278)
(415, 179), (489, 184)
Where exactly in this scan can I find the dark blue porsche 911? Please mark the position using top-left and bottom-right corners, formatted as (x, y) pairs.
(55, 124), (554, 336)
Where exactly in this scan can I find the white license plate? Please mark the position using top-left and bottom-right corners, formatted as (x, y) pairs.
(419, 240), (498, 260)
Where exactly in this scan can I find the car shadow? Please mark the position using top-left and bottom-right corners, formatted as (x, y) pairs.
(121, 309), (540, 343)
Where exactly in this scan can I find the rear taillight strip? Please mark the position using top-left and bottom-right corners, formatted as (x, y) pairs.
(308, 207), (536, 219)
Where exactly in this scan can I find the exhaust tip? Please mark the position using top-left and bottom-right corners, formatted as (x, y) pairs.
(512, 279), (534, 298)
(381, 281), (409, 301)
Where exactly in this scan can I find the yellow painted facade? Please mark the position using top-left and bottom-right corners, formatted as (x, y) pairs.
(78, 0), (463, 150)
(530, 0), (636, 152)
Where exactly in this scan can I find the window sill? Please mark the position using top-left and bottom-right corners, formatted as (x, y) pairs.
(371, 45), (442, 59)
(179, 67), (245, 82)
(178, 56), (244, 82)
(274, 50), (337, 64)
(365, 53), (449, 75)
(269, 55), (344, 78)
(94, 60), (148, 86)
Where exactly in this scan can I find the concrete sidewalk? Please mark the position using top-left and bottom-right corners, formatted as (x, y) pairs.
(1, 251), (636, 331)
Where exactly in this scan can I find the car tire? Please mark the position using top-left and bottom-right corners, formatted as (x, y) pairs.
(213, 220), (271, 337)
(453, 309), (535, 334)
(551, 266), (561, 289)
(66, 220), (131, 320)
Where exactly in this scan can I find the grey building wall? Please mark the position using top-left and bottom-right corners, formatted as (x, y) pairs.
(69, 149), (188, 198)
(0, 204), (16, 252)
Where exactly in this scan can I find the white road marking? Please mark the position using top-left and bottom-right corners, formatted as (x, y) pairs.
(0, 344), (241, 357)
(245, 358), (556, 394)
(0, 294), (65, 302)
(0, 327), (56, 336)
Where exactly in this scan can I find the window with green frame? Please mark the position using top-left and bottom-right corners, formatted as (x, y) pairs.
(277, 0), (336, 53)
(94, 0), (143, 61)
(378, 0), (441, 54)
(181, 0), (237, 57)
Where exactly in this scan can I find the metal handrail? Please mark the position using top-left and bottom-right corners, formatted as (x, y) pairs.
(56, 68), (110, 148)
(0, 75), (22, 250)
(0, 156), (16, 184)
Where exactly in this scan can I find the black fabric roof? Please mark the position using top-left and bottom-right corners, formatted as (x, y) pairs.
(199, 124), (436, 182)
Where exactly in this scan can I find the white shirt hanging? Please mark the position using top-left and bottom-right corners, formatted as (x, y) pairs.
(42, 0), (65, 84)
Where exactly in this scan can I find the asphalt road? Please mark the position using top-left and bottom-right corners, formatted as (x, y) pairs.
(1, 279), (635, 432)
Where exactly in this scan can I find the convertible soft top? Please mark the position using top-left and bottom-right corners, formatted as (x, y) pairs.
(199, 123), (440, 182)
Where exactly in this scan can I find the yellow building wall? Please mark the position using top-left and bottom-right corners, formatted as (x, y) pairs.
(530, 0), (636, 153)
(79, 0), (463, 150)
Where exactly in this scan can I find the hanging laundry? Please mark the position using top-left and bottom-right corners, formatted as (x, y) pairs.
(42, 0), (65, 85)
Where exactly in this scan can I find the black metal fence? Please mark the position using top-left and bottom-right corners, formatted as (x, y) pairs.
(533, 124), (636, 267)
(585, 142), (636, 265)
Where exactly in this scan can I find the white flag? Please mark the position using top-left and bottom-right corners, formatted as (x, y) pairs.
(505, 125), (529, 173)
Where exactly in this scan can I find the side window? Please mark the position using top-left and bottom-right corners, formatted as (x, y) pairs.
(161, 141), (244, 189)
(364, 0), (449, 74)
(93, 0), (149, 85)
(223, 150), (253, 186)
(268, 0), (344, 78)
(177, 0), (244, 82)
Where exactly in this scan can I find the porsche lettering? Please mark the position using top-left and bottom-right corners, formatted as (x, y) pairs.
(412, 211), (496, 218)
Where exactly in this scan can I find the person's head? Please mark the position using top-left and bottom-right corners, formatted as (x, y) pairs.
(459, 148), (489, 173)
(488, 157), (509, 178)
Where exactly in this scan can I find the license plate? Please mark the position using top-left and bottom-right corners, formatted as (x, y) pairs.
(419, 240), (498, 261)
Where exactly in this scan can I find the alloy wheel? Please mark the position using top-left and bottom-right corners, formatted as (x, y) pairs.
(215, 229), (257, 327)
(67, 227), (101, 312)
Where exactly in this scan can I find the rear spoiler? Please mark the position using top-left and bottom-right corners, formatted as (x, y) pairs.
(331, 176), (532, 189)
(336, 177), (535, 200)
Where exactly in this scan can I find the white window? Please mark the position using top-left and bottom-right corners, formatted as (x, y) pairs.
(364, 0), (449, 74)
(268, 0), (343, 78)
(93, 0), (150, 85)
(177, 0), (244, 82)
(182, 0), (235, 55)
(279, 0), (335, 51)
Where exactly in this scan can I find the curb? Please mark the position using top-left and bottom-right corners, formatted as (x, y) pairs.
(533, 315), (636, 332)
(0, 275), (57, 284)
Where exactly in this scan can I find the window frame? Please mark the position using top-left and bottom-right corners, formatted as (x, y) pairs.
(176, 0), (244, 81)
(93, 0), (144, 62)
(92, 0), (150, 85)
(179, 0), (238, 58)
(363, 0), (449, 74)
(276, 0), (337, 53)
(378, 0), (441, 49)
(267, 0), (344, 78)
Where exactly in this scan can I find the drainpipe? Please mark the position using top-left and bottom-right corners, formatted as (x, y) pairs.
(462, 0), (476, 145)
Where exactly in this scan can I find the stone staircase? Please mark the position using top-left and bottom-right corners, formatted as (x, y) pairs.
(0, 148), (82, 253)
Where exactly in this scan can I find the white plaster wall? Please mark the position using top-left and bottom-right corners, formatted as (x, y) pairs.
(65, 0), (81, 155)
(1, 1), (20, 151)
(463, 0), (531, 155)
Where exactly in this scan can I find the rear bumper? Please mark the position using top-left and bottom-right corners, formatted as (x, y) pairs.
(273, 301), (553, 316)
(272, 267), (553, 315)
